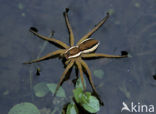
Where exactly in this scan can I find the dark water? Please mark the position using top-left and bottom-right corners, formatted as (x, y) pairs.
(0, 0), (156, 114)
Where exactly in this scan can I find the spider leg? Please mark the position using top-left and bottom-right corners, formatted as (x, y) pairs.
(79, 59), (97, 93)
(65, 59), (71, 66)
(30, 29), (69, 49)
(63, 8), (74, 46)
(54, 59), (75, 95)
(77, 12), (109, 45)
(80, 59), (105, 105)
(23, 49), (65, 64)
(81, 53), (127, 59)
(75, 60), (86, 90)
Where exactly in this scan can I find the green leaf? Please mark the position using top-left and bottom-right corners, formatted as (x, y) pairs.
(93, 69), (104, 79)
(8, 102), (40, 114)
(33, 82), (49, 97)
(46, 83), (66, 98)
(73, 88), (100, 113)
(80, 94), (89, 104)
(79, 92), (91, 105)
(66, 102), (78, 114)
(82, 96), (100, 113)
(73, 87), (83, 103)
(73, 88), (92, 104)
(75, 77), (86, 90)
(84, 92), (91, 98)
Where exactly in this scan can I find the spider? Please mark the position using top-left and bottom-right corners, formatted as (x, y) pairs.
(24, 8), (127, 95)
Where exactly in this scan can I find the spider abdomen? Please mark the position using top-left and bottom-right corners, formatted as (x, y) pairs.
(64, 38), (99, 59)
(78, 38), (99, 53)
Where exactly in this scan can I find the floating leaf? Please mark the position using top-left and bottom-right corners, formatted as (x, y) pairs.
(33, 82), (49, 97)
(80, 93), (90, 104)
(84, 92), (91, 99)
(66, 102), (78, 114)
(46, 83), (66, 98)
(8, 102), (40, 114)
(82, 96), (100, 113)
(73, 87), (83, 103)
(75, 77), (86, 90)
(73, 88), (100, 113)
(93, 69), (104, 79)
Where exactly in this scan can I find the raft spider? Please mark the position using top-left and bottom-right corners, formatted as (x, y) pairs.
(24, 8), (127, 95)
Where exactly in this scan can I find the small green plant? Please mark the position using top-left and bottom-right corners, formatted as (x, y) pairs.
(65, 78), (100, 114)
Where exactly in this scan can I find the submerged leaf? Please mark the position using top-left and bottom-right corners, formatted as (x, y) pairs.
(46, 83), (66, 97)
(134, 2), (140, 8)
(8, 102), (40, 114)
(119, 85), (131, 99)
(93, 69), (104, 79)
(33, 82), (49, 97)
(82, 96), (100, 113)
(3, 90), (9, 95)
(40, 108), (51, 114)
(18, 3), (24, 10)
(66, 102), (78, 114)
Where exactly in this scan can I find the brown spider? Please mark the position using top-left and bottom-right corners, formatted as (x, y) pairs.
(24, 8), (127, 95)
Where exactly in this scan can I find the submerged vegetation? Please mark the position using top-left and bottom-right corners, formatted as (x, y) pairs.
(8, 78), (100, 114)
(66, 78), (100, 113)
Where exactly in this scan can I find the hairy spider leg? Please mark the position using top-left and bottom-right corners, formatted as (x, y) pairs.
(65, 59), (71, 65)
(77, 12), (109, 45)
(75, 60), (86, 90)
(81, 53), (127, 58)
(54, 59), (75, 96)
(23, 49), (65, 64)
(30, 29), (69, 49)
(64, 8), (75, 46)
(79, 59), (97, 93)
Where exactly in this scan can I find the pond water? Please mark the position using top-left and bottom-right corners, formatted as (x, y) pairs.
(0, 0), (156, 114)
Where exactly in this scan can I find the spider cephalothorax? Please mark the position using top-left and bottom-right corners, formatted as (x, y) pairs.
(24, 8), (127, 95)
